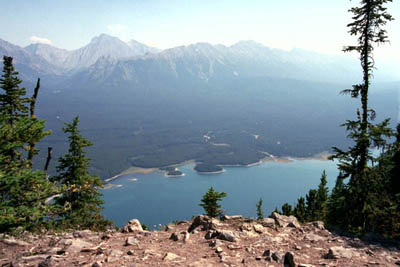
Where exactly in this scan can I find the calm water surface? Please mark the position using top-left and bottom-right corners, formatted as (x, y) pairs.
(101, 160), (338, 229)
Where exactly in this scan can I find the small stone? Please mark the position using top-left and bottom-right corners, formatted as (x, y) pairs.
(270, 212), (300, 228)
(304, 233), (325, 242)
(163, 252), (180, 261)
(47, 247), (62, 254)
(221, 215), (243, 221)
(106, 257), (119, 263)
(253, 224), (264, 233)
(216, 230), (237, 242)
(312, 221), (325, 230)
(255, 256), (262, 261)
(188, 215), (212, 232)
(209, 239), (223, 248)
(170, 233), (179, 241)
(21, 254), (48, 262)
(365, 249), (375, 256)
(122, 219), (144, 233)
(109, 249), (124, 257)
(73, 230), (93, 238)
(288, 220), (301, 228)
(64, 238), (94, 253)
(240, 223), (253, 232)
(92, 262), (103, 267)
(263, 249), (270, 257)
(204, 230), (215, 239)
(262, 218), (276, 228)
(127, 250), (134, 255)
(101, 234), (112, 240)
(227, 245), (241, 250)
(0, 238), (30, 246)
(125, 236), (139, 246)
(165, 225), (174, 231)
(272, 252), (283, 262)
(38, 257), (55, 267)
(216, 247), (223, 254)
(327, 246), (354, 259)
(182, 231), (190, 243)
(284, 252), (296, 267)
(294, 245), (302, 251)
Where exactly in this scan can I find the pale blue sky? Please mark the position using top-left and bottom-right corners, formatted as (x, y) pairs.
(1, 0), (399, 60)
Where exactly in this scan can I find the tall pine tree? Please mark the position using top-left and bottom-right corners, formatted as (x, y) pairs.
(329, 0), (394, 233)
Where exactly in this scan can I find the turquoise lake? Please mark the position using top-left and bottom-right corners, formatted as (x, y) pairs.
(101, 160), (339, 229)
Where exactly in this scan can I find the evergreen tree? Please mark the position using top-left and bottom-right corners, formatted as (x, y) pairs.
(256, 198), (264, 220)
(199, 187), (227, 218)
(55, 117), (109, 230)
(388, 124), (400, 195)
(329, 0), (394, 233)
(1, 56), (30, 170)
(0, 56), (59, 232)
(0, 56), (29, 123)
(281, 203), (293, 216)
(0, 168), (61, 232)
(315, 170), (329, 220)
(305, 189), (317, 221)
(294, 197), (306, 223)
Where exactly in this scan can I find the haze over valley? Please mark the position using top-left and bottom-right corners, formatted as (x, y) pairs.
(1, 34), (398, 178)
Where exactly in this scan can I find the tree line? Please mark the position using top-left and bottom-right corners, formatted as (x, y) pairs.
(0, 56), (110, 233)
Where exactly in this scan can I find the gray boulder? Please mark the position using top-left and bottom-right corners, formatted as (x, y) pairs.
(122, 219), (144, 233)
(216, 230), (237, 242)
(188, 215), (213, 232)
(261, 218), (275, 228)
(271, 212), (300, 228)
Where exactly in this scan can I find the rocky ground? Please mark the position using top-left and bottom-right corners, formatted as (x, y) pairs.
(1, 213), (400, 267)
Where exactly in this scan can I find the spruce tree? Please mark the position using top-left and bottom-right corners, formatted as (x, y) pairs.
(281, 203), (293, 216)
(0, 56), (29, 123)
(0, 56), (59, 232)
(256, 198), (264, 220)
(55, 117), (109, 230)
(329, 0), (394, 233)
(315, 171), (329, 220)
(305, 189), (317, 221)
(0, 56), (30, 170)
(199, 187), (227, 218)
(294, 197), (306, 223)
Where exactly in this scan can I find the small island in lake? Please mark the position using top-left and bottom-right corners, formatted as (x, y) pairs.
(159, 166), (184, 177)
(194, 163), (224, 174)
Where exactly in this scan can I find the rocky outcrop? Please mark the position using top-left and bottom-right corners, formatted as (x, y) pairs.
(0, 216), (399, 266)
(122, 219), (143, 233)
(271, 212), (301, 228)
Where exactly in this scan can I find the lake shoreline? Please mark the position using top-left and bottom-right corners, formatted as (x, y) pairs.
(104, 151), (332, 182)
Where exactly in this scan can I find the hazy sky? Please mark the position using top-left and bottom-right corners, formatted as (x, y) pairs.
(1, 0), (399, 61)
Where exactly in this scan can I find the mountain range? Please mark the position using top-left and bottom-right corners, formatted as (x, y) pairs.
(1, 34), (399, 178)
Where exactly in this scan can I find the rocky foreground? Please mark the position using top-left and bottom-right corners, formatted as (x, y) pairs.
(1, 213), (400, 267)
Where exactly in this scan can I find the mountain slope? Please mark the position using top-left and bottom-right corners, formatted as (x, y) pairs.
(0, 38), (63, 83)
(63, 34), (160, 70)
(25, 43), (71, 68)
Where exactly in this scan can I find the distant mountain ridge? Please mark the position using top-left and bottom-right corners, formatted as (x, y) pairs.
(22, 34), (160, 71)
(1, 34), (398, 84)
